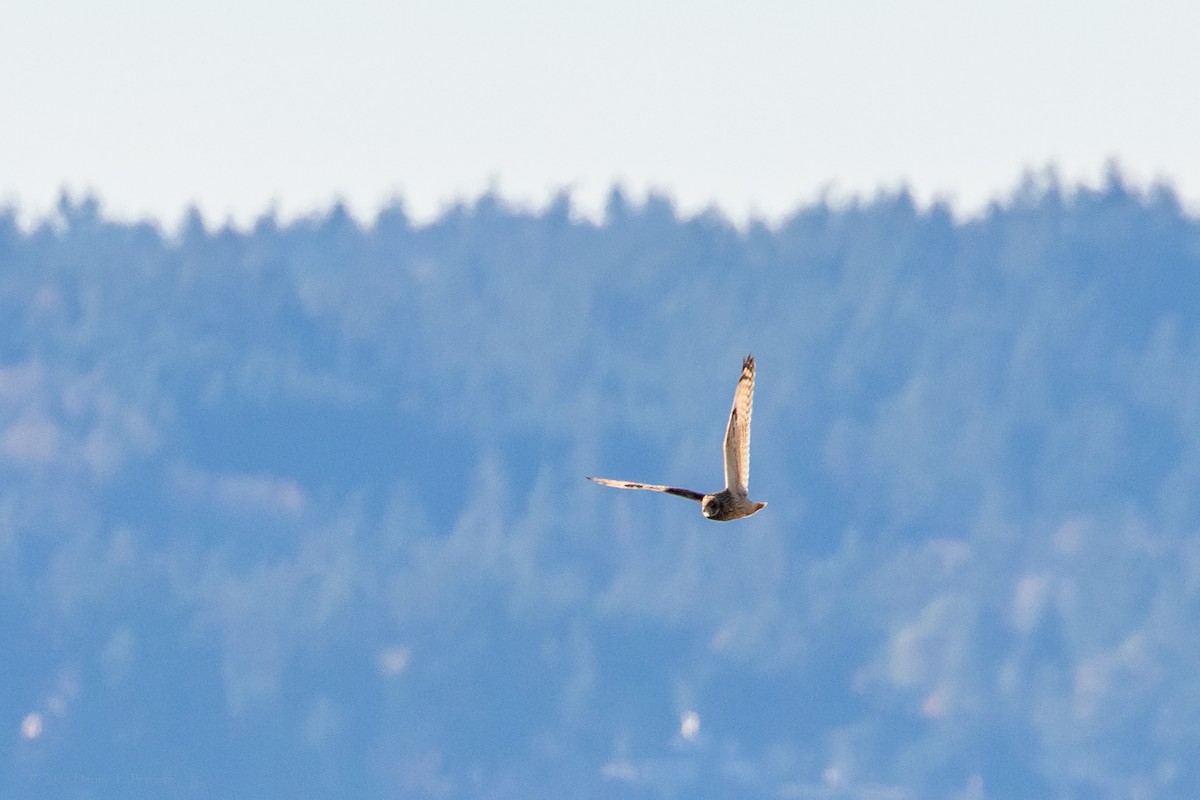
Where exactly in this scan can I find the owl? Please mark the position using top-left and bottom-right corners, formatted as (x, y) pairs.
(588, 355), (766, 521)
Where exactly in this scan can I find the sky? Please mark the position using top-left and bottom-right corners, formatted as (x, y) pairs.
(3, 0), (1199, 228)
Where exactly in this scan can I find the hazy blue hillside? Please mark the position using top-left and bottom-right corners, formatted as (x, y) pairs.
(4, 171), (1200, 798)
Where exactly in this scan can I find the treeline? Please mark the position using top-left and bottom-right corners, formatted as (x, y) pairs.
(3, 172), (1200, 798)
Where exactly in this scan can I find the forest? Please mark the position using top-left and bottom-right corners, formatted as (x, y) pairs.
(3, 170), (1200, 798)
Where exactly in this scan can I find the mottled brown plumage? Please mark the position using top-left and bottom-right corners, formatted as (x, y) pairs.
(587, 355), (767, 521)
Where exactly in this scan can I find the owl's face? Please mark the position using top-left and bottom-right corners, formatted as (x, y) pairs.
(701, 495), (722, 519)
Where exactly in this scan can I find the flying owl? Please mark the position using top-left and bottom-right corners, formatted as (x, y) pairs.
(588, 354), (767, 521)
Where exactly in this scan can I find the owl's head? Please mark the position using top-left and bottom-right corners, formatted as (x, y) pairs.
(701, 495), (721, 519)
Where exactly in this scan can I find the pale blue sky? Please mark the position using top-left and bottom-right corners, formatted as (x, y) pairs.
(3, 0), (1198, 226)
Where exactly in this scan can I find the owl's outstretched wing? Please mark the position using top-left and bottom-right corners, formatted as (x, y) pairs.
(723, 354), (755, 495)
(586, 476), (704, 503)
